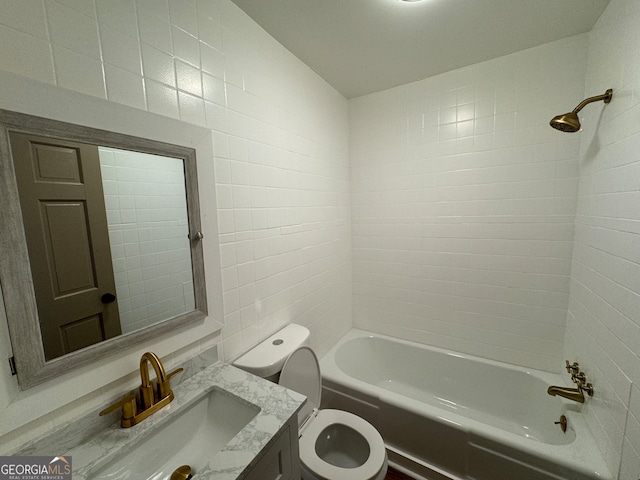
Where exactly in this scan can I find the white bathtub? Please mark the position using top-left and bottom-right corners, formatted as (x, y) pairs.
(319, 330), (611, 480)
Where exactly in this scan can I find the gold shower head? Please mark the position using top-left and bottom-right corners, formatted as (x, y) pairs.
(550, 89), (613, 133)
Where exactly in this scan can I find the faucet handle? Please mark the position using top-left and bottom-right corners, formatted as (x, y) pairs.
(571, 371), (586, 384)
(167, 367), (184, 380)
(580, 382), (595, 397)
(158, 367), (184, 399)
(565, 360), (580, 374)
(99, 392), (137, 420)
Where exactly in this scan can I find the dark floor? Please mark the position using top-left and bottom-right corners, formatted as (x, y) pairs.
(385, 466), (414, 480)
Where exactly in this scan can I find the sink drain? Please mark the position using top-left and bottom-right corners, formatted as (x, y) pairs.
(170, 465), (193, 480)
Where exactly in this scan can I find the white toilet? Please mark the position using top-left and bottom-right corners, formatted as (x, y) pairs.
(234, 324), (388, 480)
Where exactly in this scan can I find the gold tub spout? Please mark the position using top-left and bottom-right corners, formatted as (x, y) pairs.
(547, 385), (585, 403)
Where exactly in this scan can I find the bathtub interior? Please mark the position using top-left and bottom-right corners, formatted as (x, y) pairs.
(334, 335), (574, 445)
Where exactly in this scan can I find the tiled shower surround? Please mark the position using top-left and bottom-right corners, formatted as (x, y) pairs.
(350, 35), (587, 373)
(0, 0), (639, 478)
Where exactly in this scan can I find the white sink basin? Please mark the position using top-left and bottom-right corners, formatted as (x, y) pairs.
(89, 388), (260, 479)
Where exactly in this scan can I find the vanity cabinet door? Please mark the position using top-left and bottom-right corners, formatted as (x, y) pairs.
(243, 425), (296, 480)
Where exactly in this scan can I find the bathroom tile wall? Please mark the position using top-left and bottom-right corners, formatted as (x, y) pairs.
(0, 0), (351, 355)
(349, 35), (587, 372)
(0, 0), (350, 452)
(563, 0), (640, 477)
(204, 5), (351, 359)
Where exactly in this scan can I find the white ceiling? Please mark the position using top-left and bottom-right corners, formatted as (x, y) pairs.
(230, 0), (610, 99)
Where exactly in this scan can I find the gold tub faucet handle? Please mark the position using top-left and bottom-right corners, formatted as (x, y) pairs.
(580, 382), (595, 397)
(571, 371), (586, 384)
(565, 360), (580, 375)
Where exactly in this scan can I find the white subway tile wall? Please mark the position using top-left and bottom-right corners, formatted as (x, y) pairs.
(99, 147), (195, 335)
(0, 0), (351, 359)
(563, 0), (640, 477)
(349, 35), (587, 372)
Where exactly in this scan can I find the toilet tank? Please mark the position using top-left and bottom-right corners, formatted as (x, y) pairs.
(233, 324), (310, 380)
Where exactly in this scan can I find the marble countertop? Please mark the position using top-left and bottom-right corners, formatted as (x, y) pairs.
(46, 362), (305, 480)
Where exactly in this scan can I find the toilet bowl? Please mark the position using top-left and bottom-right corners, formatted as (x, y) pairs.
(234, 324), (388, 480)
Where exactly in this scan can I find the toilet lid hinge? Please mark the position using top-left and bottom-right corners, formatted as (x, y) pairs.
(299, 408), (319, 437)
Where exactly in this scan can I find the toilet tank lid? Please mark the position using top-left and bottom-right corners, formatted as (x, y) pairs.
(233, 324), (310, 377)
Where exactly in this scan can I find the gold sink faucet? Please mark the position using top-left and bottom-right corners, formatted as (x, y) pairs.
(99, 352), (184, 428)
(140, 352), (169, 409)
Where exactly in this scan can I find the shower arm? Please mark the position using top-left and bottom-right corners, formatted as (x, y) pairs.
(571, 89), (613, 114)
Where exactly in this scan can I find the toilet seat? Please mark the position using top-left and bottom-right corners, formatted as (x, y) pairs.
(300, 409), (387, 480)
(279, 346), (322, 430)
(279, 347), (387, 480)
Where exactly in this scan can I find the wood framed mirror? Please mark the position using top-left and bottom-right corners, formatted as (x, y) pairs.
(0, 109), (209, 388)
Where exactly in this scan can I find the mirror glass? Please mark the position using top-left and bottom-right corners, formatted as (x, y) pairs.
(99, 147), (195, 338)
(0, 108), (208, 387)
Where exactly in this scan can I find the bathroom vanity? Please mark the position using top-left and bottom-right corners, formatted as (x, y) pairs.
(16, 361), (305, 480)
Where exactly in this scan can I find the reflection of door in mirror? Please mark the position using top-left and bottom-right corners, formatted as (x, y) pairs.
(9, 133), (122, 360)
